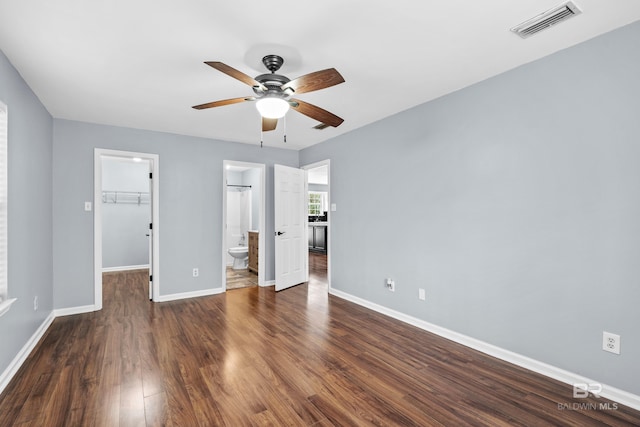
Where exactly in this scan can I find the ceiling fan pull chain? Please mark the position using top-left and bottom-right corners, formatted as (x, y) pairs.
(260, 128), (263, 148)
(283, 115), (287, 143)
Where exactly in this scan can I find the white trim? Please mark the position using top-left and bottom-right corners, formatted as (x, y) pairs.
(0, 311), (55, 395)
(0, 298), (17, 317)
(222, 161), (266, 290)
(102, 264), (150, 273)
(154, 287), (224, 303)
(53, 305), (98, 317)
(95, 149), (160, 309)
(329, 288), (640, 411)
(263, 280), (275, 287)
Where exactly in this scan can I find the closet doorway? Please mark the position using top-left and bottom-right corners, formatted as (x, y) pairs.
(94, 149), (159, 309)
(222, 161), (265, 290)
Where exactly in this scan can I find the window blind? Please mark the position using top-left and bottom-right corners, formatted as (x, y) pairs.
(0, 104), (7, 304)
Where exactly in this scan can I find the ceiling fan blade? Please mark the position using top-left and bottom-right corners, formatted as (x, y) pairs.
(192, 96), (254, 110)
(205, 62), (267, 91)
(282, 68), (345, 94)
(290, 99), (344, 128)
(262, 117), (278, 132)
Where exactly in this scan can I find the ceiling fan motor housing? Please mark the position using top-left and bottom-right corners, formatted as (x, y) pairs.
(252, 55), (291, 99)
(253, 73), (291, 99)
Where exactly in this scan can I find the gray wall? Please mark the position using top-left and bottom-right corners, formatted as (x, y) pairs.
(0, 51), (54, 375)
(300, 22), (640, 395)
(53, 119), (297, 308)
(102, 158), (151, 268)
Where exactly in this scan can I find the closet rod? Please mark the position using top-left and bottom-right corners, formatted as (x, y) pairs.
(102, 190), (150, 194)
(227, 184), (252, 188)
(102, 190), (150, 205)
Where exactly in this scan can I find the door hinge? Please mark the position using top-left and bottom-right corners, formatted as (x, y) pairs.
(149, 172), (153, 179)
(149, 223), (153, 230)
(149, 275), (153, 282)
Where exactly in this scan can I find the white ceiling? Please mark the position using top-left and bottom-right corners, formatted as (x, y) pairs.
(1, 1), (639, 150)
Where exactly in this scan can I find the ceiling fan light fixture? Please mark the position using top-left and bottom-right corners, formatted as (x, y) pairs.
(256, 97), (289, 119)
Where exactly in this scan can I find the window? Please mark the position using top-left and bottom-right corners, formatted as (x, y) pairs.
(308, 191), (327, 217)
(309, 192), (322, 216)
(0, 102), (12, 316)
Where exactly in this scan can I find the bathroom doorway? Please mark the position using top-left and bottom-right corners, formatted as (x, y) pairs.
(222, 161), (265, 290)
(302, 160), (331, 292)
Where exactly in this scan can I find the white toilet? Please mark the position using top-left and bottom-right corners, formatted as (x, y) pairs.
(228, 246), (248, 269)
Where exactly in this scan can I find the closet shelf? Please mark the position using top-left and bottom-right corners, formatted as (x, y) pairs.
(102, 190), (150, 205)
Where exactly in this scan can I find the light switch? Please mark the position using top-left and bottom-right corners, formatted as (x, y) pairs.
(84, 201), (92, 211)
(331, 203), (337, 212)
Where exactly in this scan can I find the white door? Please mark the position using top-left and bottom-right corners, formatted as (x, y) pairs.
(274, 164), (308, 291)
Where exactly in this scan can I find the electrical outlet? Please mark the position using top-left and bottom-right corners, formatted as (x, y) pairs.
(385, 278), (395, 292)
(192, 268), (199, 277)
(419, 288), (426, 301)
(602, 331), (620, 355)
(33, 296), (38, 311)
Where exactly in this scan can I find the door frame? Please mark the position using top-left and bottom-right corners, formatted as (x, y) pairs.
(301, 159), (331, 292)
(94, 148), (160, 309)
(222, 160), (266, 289)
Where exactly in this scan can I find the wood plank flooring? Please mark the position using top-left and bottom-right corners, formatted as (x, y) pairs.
(225, 266), (258, 290)
(308, 252), (327, 287)
(1, 267), (639, 426)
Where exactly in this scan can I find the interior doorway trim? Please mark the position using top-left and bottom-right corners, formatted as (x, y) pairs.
(94, 148), (160, 309)
(222, 160), (266, 289)
(301, 159), (331, 291)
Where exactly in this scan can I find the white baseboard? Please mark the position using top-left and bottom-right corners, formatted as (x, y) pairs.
(53, 304), (97, 317)
(262, 280), (275, 287)
(329, 288), (640, 411)
(154, 287), (224, 302)
(0, 311), (55, 395)
(102, 264), (150, 273)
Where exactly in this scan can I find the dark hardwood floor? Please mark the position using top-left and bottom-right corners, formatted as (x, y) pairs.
(1, 267), (639, 426)
(308, 251), (327, 288)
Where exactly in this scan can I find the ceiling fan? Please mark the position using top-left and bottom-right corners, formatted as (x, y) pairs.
(192, 54), (345, 133)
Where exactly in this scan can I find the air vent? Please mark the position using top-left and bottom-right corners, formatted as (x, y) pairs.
(313, 123), (330, 130)
(511, 1), (582, 39)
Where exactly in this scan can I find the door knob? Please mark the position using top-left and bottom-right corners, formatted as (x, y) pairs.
(276, 231), (285, 236)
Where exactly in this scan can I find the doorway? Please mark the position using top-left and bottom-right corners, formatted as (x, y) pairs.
(302, 160), (331, 291)
(94, 149), (159, 309)
(222, 161), (266, 290)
